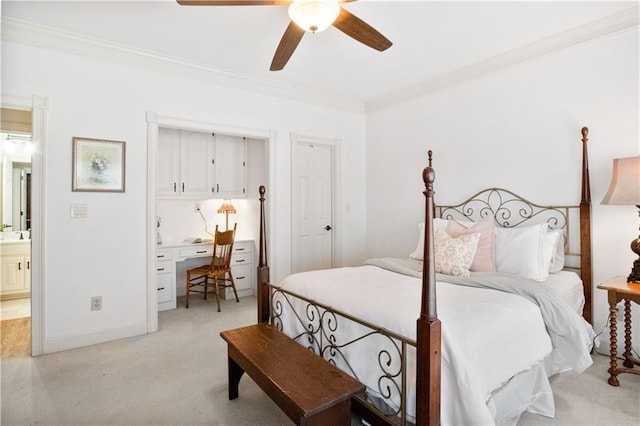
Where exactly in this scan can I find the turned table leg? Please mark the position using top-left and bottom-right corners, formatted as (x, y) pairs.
(607, 297), (620, 387)
(623, 299), (635, 369)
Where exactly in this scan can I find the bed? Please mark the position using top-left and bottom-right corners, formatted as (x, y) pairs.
(255, 127), (595, 426)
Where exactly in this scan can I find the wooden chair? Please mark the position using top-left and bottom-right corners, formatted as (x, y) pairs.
(185, 223), (239, 311)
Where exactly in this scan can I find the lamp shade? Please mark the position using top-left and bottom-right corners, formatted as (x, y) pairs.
(601, 156), (640, 206)
(217, 199), (237, 214)
(288, 0), (340, 33)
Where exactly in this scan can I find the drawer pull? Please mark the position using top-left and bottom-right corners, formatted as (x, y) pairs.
(236, 248), (246, 251)
(157, 268), (165, 272)
(196, 250), (207, 254)
(235, 259), (245, 263)
(236, 276), (245, 280)
(157, 254), (165, 259)
(158, 287), (165, 291)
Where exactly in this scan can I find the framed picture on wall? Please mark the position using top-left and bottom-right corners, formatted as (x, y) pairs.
(72, 137), (126, 192)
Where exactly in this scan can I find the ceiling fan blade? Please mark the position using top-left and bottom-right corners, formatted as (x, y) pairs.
(332, 7), (392, 52)
(177, 1), (289, 5)
(270, 21), (305, 71)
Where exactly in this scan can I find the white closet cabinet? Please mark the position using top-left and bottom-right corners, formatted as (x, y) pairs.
(157, 128), (215, 198)
(213, 134), (247, 199)
(157, 128), (180, 196)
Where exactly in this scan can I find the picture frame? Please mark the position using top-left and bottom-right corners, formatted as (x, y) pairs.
(72, 137), (126, 192)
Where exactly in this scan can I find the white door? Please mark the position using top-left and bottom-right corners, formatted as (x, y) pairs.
(292, 140), (334, 273)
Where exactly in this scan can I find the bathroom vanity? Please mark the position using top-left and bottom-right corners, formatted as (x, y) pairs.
(0, 239), (31, 299)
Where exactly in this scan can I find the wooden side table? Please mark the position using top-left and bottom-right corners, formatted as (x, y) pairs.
(597, 276), (640, 386)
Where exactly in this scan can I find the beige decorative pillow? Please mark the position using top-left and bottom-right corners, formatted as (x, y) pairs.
(446, 216), (496, 272)
(434, 229), (480, 277)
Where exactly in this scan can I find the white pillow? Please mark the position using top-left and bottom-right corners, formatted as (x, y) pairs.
(547, 229), (565, 273)
(494, 223), (559, 282)
(434, 229), (480, 277)
(410, 219), (449, 260)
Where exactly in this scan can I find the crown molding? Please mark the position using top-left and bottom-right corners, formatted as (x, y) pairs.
(1, 17), (364, 114)
(3, 6), (638, 116)
(366, 5), (640, 113)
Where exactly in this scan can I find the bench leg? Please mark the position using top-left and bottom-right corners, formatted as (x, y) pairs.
(228, 355), (245, 400)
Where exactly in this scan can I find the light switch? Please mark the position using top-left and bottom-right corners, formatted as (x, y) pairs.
(70, 203), (88, 218)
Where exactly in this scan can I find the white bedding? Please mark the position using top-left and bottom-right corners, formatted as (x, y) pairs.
(275, 264), (593, 425)
(540, 271), (585, 315)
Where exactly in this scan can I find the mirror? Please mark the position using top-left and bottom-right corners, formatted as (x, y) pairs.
(1, 132), (32, 232)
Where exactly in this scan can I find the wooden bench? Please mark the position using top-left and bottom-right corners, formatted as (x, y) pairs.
(220, 323), (365, 426)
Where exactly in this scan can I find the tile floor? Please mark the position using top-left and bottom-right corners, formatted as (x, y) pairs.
(0, 297), (31, 320)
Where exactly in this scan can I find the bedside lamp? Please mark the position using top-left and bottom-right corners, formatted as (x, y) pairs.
(217, 199), (236, 231)
(601, 155), (640, 283)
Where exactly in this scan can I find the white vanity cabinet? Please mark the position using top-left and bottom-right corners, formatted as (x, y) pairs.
(157, 128), (215, 198)
(1, 241), (31, 298)
(213, 134), (247, 199)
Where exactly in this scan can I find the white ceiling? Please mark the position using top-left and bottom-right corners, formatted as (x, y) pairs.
(2, 1), (637, 109)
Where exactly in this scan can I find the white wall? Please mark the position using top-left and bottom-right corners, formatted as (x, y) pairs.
(2, 41), (367, 353)
(366, 30), (639, 348)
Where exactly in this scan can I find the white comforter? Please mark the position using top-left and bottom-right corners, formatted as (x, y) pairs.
(276, 263), (593, 425)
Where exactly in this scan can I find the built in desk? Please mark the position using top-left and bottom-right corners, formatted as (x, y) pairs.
(155, 239), (254, 311)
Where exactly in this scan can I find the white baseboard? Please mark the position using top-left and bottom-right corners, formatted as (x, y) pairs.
(44, 321), (149, 354)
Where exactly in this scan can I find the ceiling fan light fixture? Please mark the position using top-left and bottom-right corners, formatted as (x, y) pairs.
(288, 0), (340, 33)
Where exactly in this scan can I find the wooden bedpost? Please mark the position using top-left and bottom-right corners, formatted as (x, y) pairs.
(416, 151), (441, 426)
(257, 185), (270, 324)
(580, 127), (593, 324)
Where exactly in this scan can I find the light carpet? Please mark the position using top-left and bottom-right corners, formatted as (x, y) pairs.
(1, 296), (638, 425)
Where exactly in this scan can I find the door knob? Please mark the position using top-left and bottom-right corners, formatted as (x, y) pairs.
(324, 225), (332, 231)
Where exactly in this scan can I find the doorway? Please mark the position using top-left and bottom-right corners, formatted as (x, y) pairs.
(0, 96), (46, 356)
(291, 133), (339, 274)
(146, 112), (276, 333)
(0, 112), (32, 358)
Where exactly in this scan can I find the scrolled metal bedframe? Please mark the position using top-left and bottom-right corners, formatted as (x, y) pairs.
(256, 127), (593, 426)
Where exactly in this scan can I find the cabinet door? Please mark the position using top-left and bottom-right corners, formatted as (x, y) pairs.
(157, 128), (181, 196)
(24, 256), (31, 291)
(181, 131), (215, 198)
(1, 255), (26, 292)
(214, 135), (247, 198)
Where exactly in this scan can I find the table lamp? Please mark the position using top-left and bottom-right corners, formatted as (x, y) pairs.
(217, 199), (236, 231)
(601, 155), (640, 283)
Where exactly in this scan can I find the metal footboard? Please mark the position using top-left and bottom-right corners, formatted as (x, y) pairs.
(269, 284), (416, 425)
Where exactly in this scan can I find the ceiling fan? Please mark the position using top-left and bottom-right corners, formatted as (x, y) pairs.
(176, 0), (392, 71)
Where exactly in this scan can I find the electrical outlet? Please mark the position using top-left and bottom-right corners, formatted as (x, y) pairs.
(195, 202), (201, 212)
(91, 296), (102, 311)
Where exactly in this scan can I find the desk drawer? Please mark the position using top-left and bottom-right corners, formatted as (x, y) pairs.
(156, 261), (174, 274)
(231, 254), (250, 267)
(179, 246), (212, 258)
(231, 264), (252, 291)
(233, 242), (252, 255)
(157, 279), (173, 304)
(156, 249), (173, 261)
